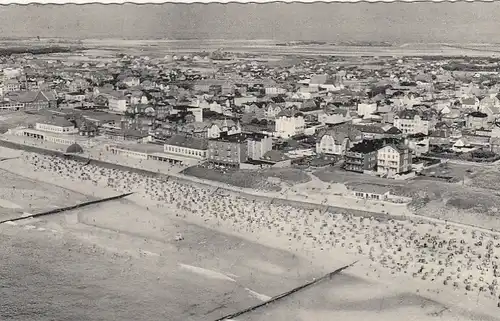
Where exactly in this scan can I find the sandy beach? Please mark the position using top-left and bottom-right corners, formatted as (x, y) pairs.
(2, 146), (500, 320)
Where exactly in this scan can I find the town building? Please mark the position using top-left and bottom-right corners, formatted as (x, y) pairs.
(357, 103), (377, 118)
(35, 117), (79, 134)
(207, 133), (249, 167)
(377, 144), (412, 178)
(343, 139), (387, 173)
(163, 135), (208, 160)
(246, 133), (273, 160)
(5, 91), (57, 110)
(3, 79), (21, 93)
(393, 109), (431, 135)
(317, 109), (352, 125)
(466, 111), (489, 130)
(108, 94), (128, 113)
(316, 130), (351, 156)
(274, 113), (305, 139)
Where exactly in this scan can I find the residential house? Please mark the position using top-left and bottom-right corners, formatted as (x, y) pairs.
(479, 95), (500, 122)
(461, 133), (491, 149)
(490, 137), (500, 154)
(357, 103), (377, 118)
(123, 77), (140, 87)
(264, 86), (286, 95)
(451, 138), (475, 153)
(393, 109), (432, 135)
(461, 96), (480, 110)
(441, 108), (463, 125)
(264, 104), (282, 118)
(234, 95), (257, 107)
(344, 139), (388, 173)
(260, 150), (292, 168)
(316, 130), (351, 156)
(275, 112), (305, 139)
(466, 112), (489, 130)
(247, 133), (273, 160)
(318, 108), (352, 125)
(377, 144), (412, 178)
(68, 78), (90, 92)
(405, 133), (430, 156)
(354, 124), (402, 140)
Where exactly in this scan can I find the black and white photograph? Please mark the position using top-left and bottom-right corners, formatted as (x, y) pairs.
(2, 1), (500, 321)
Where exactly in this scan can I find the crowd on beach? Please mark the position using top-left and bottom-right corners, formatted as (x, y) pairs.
(17, 152), (500, 307)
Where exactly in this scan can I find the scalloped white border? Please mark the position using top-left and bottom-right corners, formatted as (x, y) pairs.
(0, 0), (490, 4)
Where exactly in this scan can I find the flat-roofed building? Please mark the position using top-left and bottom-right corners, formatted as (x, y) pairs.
(163, 135), (208, 160)
(35, 117), (79, 134)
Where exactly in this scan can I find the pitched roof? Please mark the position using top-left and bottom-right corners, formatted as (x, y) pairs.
(165, 134), (208, 150)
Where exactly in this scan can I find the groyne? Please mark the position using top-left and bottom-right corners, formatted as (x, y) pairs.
(0, 192), (133, 224)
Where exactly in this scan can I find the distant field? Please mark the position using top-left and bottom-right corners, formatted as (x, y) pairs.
(78, 40), (500, 57)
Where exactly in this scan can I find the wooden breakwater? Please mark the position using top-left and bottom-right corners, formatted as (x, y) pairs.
(0, 192), (133, 224)
(214, 261), (357, 321)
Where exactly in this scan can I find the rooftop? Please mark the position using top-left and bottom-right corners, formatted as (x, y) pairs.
(165, 134), (208, 150)
(349, 138), (402, 154)
(210, 132), (269, 143)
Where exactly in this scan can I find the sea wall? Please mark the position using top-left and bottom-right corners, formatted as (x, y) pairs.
(0, 139), (389, 218)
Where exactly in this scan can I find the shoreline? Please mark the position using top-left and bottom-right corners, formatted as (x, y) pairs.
(1, 137), (499, 238)
(2, 146), (500, 319)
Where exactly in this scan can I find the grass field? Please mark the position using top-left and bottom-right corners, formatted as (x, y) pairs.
(182, 166), (311, 191)
(314, 165), (500, 230)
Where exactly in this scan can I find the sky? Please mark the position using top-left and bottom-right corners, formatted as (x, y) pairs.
(0, 3), (499, 43)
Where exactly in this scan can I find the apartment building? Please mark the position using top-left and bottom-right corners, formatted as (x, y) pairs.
(207, 133), (249, 167)
(393, 109), (431, 135)
(274, 113), (305, 139)
(343, 139), (386, 173)
(377, 144), (412, 178)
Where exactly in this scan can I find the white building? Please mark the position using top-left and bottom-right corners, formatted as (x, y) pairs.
(377, 144), (412, 178)
(275, 114), (305, 139)
(393, 111), (431, 135)
(123, 77), (140, 87)
(35, 118), (78, 134)
(316, 131), (350, 156)
(357, 103), (377, 118)
(164, 135), (208, 160)
(2, 68), (22, 79)
(264, 87), (286, 95)
(247, 134), (273, 160)
(108, 96), (128, 113)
